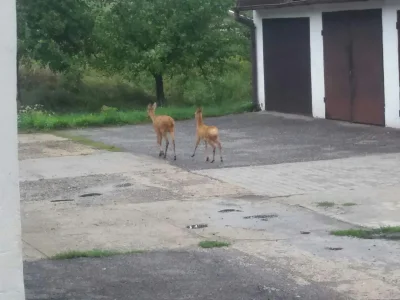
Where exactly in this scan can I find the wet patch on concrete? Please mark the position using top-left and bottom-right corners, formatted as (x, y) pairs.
(325, 247), (343, 251)
(186, 224), (208, 229)
(50, 199), (74, 203)
(243, 214), (278, 221)
(116, 183), (133, 188)
(218, 209), (242, 213)
(79, 193), (102, 198)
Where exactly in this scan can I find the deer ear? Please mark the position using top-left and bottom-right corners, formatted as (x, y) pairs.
(153, 102), (157, 109)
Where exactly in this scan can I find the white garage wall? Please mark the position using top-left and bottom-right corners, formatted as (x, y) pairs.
(0, 0), (26, 299)
(253, 0), (400, 128)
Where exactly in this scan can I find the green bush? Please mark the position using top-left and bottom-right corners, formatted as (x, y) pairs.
(18, 57), (252, 113)
(19, 67), (155, 113)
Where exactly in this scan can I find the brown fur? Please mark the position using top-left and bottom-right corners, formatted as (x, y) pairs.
(147, 102), (176, 160)
(191, 107), (223, 163)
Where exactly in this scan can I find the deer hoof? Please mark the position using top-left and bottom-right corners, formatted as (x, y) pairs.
(206, 157), (209, 162)
(211, 159), (215, 163)
(174, 156), (177, 161)
(159, 151), (164, 157)
(191, 154), (195, 158)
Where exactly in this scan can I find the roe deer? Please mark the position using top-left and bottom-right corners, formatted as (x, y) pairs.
(191, 107), (223, 163)
(147, 102), (176, 160)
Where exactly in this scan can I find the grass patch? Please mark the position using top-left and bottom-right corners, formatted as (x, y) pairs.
(53, 132), (122, 152)
(331, 226), (400, 240)
(316, 201), (335, 208)
(18, 102), (253, 132)
(51, 249), (144, 260)
(198, 240), (230, 249)
(342, 202), (357, 207)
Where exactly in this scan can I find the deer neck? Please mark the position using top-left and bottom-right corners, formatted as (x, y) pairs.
(148, 111), (156, 122)
(196, 114), (204, 129)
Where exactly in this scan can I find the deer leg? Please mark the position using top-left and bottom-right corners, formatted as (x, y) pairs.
(216, 140), (223, 163)
(209, 141), (216, 163)
(163, 134), (169, 159)
(204, 141), (209, 162)
(191, 136), (201, 158)
(170, 130), (176, 161)
(157, 133), (163, 157)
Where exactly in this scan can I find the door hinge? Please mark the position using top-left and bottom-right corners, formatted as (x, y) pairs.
(397, 21), (399, 30)
(398, 110), (400, 117)
(324, 97), (326, 103)
(321, 29), (324, 36)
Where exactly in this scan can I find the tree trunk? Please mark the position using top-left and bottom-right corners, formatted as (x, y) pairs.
(154, 73), (166, 106)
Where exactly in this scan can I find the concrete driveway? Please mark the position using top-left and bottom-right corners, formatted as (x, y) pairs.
(70, 111), (400, 171)
(20, 113), (400, 300)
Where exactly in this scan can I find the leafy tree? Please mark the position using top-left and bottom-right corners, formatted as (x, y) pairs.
(17, 0), (95, 71)
(17, 0), (95, 103)
(94, 0), (243, 106)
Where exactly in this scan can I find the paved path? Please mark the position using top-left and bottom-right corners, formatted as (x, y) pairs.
(69, 111), (400, 171)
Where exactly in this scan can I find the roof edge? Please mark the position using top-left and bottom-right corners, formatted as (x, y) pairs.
(235, 0), (369, 11)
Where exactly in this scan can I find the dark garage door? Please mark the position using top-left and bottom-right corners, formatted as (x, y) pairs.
(263, 17), (312, 115)
(323, 9), (385, 126)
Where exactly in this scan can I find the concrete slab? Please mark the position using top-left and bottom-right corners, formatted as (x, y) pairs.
(194, 153), (400, 197)
(68, 112), (400, 171)
(276, 185), (400, 228)
(21, 202), (201, 259)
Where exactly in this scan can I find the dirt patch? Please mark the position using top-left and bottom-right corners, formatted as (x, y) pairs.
(19, 139), (98, 160)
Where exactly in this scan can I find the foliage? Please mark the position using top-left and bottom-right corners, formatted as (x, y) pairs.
(93, 0), (248, 105)
(16, 0), (253, 117)
(17, 0), (95, 72)
(18, 102), (253, 131)
(331, 226), (400, 239)
(18, 57), (252, 113)
(198, 241), (230, 248)
(51, 249), (144, 260)
(18, 66), (155, 112)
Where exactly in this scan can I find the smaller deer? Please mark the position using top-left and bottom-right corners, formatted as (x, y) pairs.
(191, 107), (223, 163)
(147, 102), (176, 160)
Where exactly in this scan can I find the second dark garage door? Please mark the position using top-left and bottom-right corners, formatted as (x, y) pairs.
(263, 17), (312, 115)
(323, 9), (385, 126)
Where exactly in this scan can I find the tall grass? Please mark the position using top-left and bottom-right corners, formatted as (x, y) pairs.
(18, 102), (253, 131)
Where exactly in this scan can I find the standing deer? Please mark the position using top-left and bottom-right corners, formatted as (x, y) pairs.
(191, 107), (223, 163)
(147, 102), (176, 160)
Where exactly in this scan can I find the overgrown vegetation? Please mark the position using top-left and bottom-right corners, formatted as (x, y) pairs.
(199, 240), (230, 249)
(331, 226), (400, 240)
(19, 102), (252, 131)
(316, 202), (335, 208)
(342, 202), (357, 207)
(17, 0), (253, 129)
(51, 249), (144, 260)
